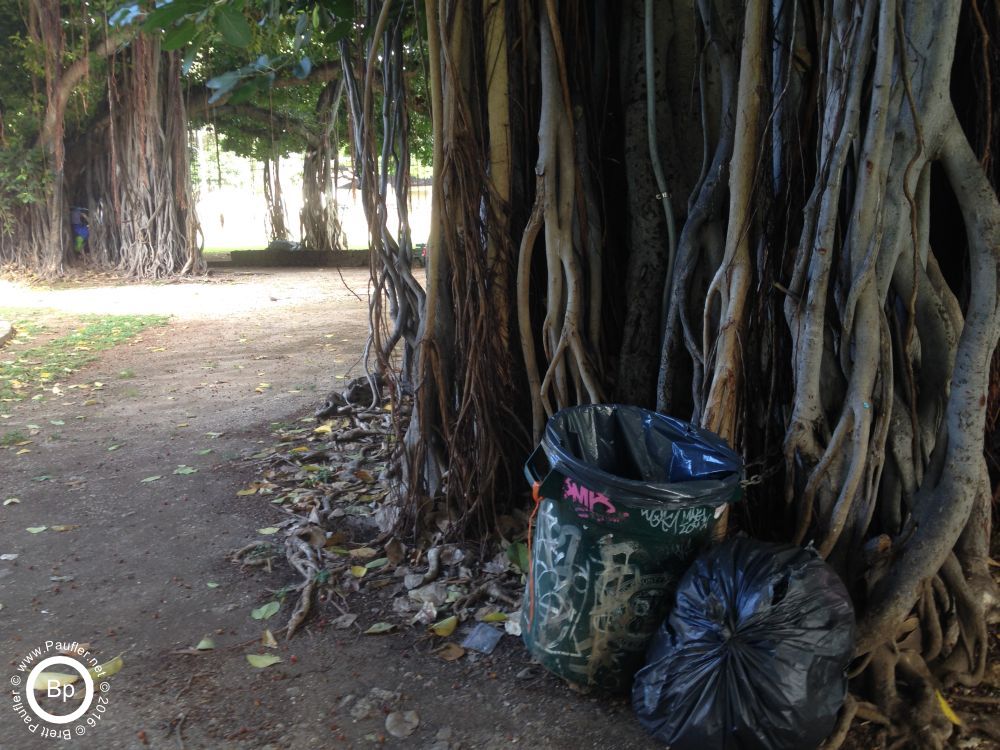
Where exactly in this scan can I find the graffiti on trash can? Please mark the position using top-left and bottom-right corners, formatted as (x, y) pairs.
(530, 504), (673, 687)
(586, 538), (669, 682)
(638, 505), (711, 535)
(563, 478), (629, 522)
(530, 503), (591, 658)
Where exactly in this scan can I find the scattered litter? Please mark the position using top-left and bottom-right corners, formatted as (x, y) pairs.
(331, 613), (357, 629)
(461, 622), (503, 655)
(385, 710), (420, 738)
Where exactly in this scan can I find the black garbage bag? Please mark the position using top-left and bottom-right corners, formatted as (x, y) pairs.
(536, 404), (742, 506)
(632, 538), (855, 750)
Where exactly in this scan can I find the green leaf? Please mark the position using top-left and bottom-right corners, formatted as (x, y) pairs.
(217, 5), (252, 48)
(26, 526), (47, 534)
(140, 475), (162, 483)
(162, 20), (198, 51)
(507, 542), (529, 574)
(292, 56), (312, 79)
(181, 33), (205, 76)
(226, 80), (263, 105)
(364, 557), (389, 570)
(206, 581), (220, 589)
(251, 601), (280, 620)
(195, 637), (215, 651)
(331, 0), (355, 20)
(142, 0), (202, 31)
(173, 465), (198, 475)
(257, 527), (279, 535)
(364, 622), (396, 635)
(206, 71), (243, 103)
(430, 616), (457, 637)
(196, 448), (213, 455)
(246, 653), (282, 668)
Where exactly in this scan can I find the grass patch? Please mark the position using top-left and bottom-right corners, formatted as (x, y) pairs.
(0, 313), (169, 402)
(1, 429), (27, 446)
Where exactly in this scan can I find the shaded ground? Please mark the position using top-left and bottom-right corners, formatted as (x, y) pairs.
(0, 268), (652, 749)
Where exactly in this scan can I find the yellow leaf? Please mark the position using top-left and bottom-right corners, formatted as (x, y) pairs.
(481, 612), (508, 623)
(430, 616), (458, 637)
(51, 524), (79, 532)
(290, 446), (309, 453)
(246, 654), (282, 669)
(262, 629), (278, 649)
(31, 671), (78, 691)
(313, 424), (332, 435)
(350, 547), (378, 560)
(15, 448), (30, 455)
(936, 691), (962, 726)
(350, 565), (368, 578)
(32, 654), (124, 691)
(237, 488), (258, 496)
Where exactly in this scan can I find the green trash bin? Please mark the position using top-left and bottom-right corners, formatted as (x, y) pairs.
(521, 405), (742, 693)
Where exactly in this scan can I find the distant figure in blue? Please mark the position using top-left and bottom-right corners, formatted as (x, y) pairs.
(70, 206), (89, 254)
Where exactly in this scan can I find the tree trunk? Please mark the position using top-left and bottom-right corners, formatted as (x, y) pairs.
(263, 152), (289, 242)
(385, 1), (1000, 746)
(300, 79), (347, 253)
(84, 37), (199, 278)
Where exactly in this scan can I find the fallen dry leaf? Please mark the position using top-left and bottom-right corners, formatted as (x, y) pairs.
(435, 643), (466, 662)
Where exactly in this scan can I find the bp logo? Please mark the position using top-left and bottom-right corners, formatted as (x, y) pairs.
(9, 642), (114, 740)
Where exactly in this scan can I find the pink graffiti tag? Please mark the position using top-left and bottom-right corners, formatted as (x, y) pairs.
(563, 478), (624, 519)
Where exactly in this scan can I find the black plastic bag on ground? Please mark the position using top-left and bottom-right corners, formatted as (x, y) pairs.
(632, 538), (855, 750)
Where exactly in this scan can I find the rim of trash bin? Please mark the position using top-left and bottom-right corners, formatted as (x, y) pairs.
(540, 404), (743, 508)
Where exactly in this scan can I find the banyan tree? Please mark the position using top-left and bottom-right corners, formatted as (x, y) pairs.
(385, 1), (1000, 746)
(1, 0), (997, 746)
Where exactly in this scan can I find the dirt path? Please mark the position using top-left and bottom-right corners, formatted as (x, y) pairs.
(0, 268), (653, 750)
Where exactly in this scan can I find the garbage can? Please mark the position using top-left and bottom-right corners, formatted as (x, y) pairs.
(521, 404), (742, 692)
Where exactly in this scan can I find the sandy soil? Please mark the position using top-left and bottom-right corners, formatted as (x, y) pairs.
(0, 268), (654, 750)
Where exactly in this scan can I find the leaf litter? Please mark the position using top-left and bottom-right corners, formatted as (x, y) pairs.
(226, 374), (527, 663)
